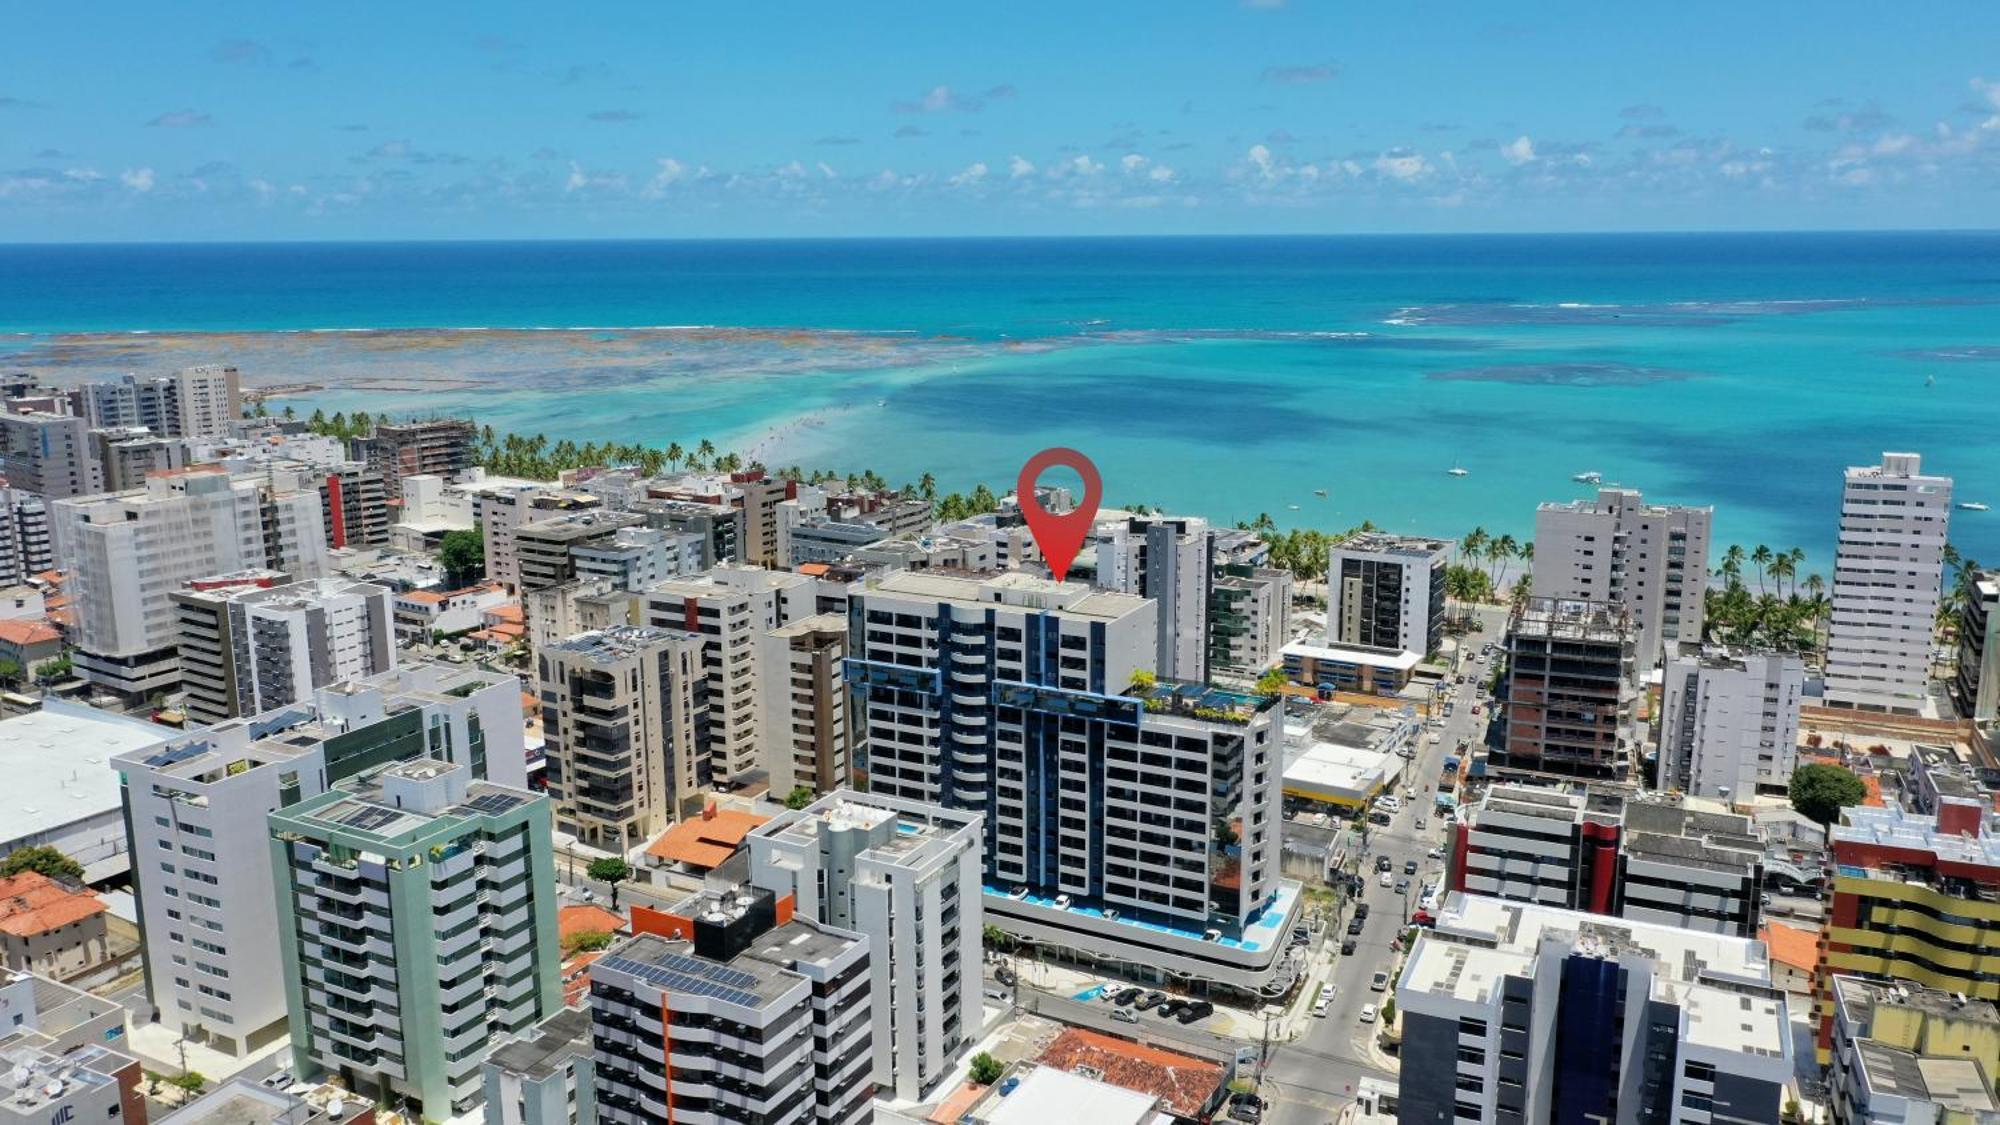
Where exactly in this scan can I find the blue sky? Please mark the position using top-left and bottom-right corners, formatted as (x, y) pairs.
(3, 1), (1998, 240)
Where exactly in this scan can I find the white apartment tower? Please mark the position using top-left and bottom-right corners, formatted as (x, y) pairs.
(1534, 487), (1711, 668)
(113, 662), (527, 1058)
(1824, 452), (1953, 713)
(53, 467), (329, 700)
(0, 487), (53, 587)
(173, 577), (397, 726)
(1326, 533), (1450, 658)
(79, 366), (242, 439)
(1659, 644), (1805, 800)
(0, 410), (103, 500)
(747, 791), (983, 1101)
(1093, 514), (1212, 682)
(538, 625), (706, 847)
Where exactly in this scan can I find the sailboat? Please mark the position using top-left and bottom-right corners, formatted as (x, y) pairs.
(1447, 465), (1469, 477)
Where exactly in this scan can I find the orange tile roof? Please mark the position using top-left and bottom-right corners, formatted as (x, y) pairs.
(1760, 921), (1819, 973)
(0, 872), (108, 937)
(645, 806), (774, 870)
(1034, 1027), (1225, 1119)
(399, 590), (446, 605)
(484, 603), (525, 624)
(559, 904), (626, 941)
(0, 619), (60, 645)
(796, 562), (831, 577)
(562, 950), (603, 1006)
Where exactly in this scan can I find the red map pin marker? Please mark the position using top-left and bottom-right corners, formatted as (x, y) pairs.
(1016, 447), (1102, 584)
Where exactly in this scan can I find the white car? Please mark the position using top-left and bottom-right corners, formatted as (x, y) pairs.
(1370, 971), (1390, 992)
(1311, 998), (1330, 1018)
(1358, 1004), (1378, 1024)
(1319, 982), (1337, 1003)
(1379, 870), (1394, 888)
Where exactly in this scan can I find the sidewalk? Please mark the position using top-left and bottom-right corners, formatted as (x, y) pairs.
(124, 1022), (290, 1082)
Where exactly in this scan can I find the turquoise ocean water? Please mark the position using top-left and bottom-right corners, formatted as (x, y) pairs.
(3, 233), (1998, 565)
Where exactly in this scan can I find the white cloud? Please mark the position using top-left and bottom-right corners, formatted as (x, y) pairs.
(120, 167), (155, 192)
(1373, 151), (1431, 180)
(1248, 143), (1275, 178)
(817, 162), (837, 179)
(1120, 153), (1148, 174)
(641, 157), (686, 198)
(1008, 155), (1035, 178)
(63, 168), (102, 183)
(949, 161), (988, 186)
(1501, 135), (1536, 165)
(1148, 164), (1176, 183)
(1070, 155), (1103, 176)
(776, 160), (807, 178)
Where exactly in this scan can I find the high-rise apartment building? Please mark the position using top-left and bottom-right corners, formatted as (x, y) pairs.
(1813, 802), (1998, 1062)
(79, 367), (241, 439)
(571, 525), (699, 591)
(91, 427), (188, 491)
(590, 885), (873, 1125)
(756, 613), (852, 796)
(1658, 644), (1805, 800)
(1396, 894), (1791, 1125)
(747, 791), (982, 1101)
(1209, 561), (1292, 677)
(53, 467), (329, 700)
(644, 470), (789, 568)
(480, 1008), (595, 1125)
(538, 625), (707, 848)
(1951, 568), (1999, 725)
(1326, 533), (1449, 658)
(1495, 597), (1639, 782)
(642, 566), (814, 783)
(1824, 452), (1953, 713)
(316, 463), (391, 550)
(514, 510), (646, 593)
(172, 576), (396, 726)
(1534, 487), (1711, 668)
(1094, 515), (1212, 682)
(471, 485), (589, 592)
(114, 662), (526, 1058)
(358, 418), (477, 495)
(270, 759), (561, 1117)
(847, 571), (1294, 992)
(0, 487), (53, 587)
(0, 410), (103, 500)
(1447, 784), (1767, 937)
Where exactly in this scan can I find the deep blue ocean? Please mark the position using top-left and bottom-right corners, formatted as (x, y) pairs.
(3, 232), (1998, 567)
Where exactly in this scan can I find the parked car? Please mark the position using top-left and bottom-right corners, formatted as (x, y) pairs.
(1395, 878), (1410, 894)
(1404, 858), (1419, 875)
(1319, 982), (1337, 1002)
(1371, 971), (1390, 992)
(1340, 938), (1358, 956)
(1178, 1000), (1214, 1024)
(1379, 870), (1394, 888)
(1113, 987), (1143, 1007)
(1111, 1007), (1139, 1024)
(1376, 855), (1393, 873)
(1156, 999), (1184, 1018)
(1346, 917), (1364, 936)
(1359, 1004), (1379, 1024)
(1135, 990), (1166, 1011)
(1414, 817), (1427, 830)
(1354, 902), (1370, 920)
(1311, 997), (1330, 1018)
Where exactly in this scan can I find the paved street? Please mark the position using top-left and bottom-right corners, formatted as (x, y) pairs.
(1263, 605), (1506, 1125)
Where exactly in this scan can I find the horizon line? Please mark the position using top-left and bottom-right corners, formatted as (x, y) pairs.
(3, 226), (2000, 249)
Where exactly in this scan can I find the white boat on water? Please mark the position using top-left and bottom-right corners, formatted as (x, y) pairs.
(1447, 466), (1469, 477)
(1313, 488), (1328, 497)
(1572, 470), (1602, 484)
(1959, 501), (1990, 512)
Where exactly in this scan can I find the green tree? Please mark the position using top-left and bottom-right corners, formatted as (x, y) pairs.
(968, 1052), (1005, 1086)
(1789, 763), (1868, 834)
(169, 1072), (208, 1094)
(563, 930), (617, 954)
(587, 857), (633, 908)
(437, 528), (486, 587)
(1255, 667), (1289, 696)
(0, 658), (20, 688)
(0, 845), (85, 880)
(784, 785), (816, 810)
(981, 924), (1015, 952)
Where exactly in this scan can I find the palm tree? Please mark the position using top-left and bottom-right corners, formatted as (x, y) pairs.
(1785, 548), (1805, 596)
(1767, 552), (1796, 599)
(696, 439), (717, 465)
(1721, 544), (1746, 587)
(919, 472), (937, 502)
(1751, 545), (1774, 595)
(664, 442), (685, 471)
(1462, 526), (1489, 568)
(1493, 534), (1520, 590)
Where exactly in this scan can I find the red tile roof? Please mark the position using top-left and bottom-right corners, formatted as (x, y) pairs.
(0, 619), (60, 646)
(0, 872), (108, 937)
(1034, 1027), (1225, 1119)
(1760, 921), (1819, 973)
(559, 904), (626, 942)
(645, 806), (773, 870)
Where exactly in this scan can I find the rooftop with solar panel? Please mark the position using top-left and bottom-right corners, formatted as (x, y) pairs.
(280, 756), (538, 844)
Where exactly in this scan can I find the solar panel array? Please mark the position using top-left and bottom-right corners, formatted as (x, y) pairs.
(599, 954), (764, 1009)
(464, 792), (526, 815)
(336, 805), (404, 832)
